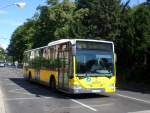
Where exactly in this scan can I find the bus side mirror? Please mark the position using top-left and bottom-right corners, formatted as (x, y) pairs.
(114, 53), (117, 63)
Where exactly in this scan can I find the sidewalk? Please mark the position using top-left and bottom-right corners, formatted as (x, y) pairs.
(0, 86), (6, 113)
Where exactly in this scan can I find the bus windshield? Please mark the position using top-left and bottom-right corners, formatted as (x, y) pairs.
(76, 41), (114, 76)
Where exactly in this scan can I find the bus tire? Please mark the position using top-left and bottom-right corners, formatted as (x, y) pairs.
(50, 76), (56, 91)
(28, 72), (32, 81)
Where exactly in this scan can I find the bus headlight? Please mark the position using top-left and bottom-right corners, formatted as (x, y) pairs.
(108, 84), (115, 88)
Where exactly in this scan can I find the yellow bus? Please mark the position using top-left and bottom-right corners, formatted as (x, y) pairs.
(23, 39), (116, 94)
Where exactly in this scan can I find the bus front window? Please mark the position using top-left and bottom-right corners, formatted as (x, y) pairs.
(76, 50), (114, 76)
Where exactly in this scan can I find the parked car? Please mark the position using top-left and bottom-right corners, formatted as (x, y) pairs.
(5, 62), (13, 67)
(0, 61), (5, 67)
(18, 63), (23, 68)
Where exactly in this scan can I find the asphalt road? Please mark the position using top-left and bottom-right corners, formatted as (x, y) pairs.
(0, 67), (150, 113)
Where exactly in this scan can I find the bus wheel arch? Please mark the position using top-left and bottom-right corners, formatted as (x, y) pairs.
(49, 75), (56, 90)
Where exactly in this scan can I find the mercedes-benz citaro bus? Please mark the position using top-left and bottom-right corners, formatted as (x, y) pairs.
(23, 39), (116, 94)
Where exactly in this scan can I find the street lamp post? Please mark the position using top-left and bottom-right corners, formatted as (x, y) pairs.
(0, 1), (26, 9)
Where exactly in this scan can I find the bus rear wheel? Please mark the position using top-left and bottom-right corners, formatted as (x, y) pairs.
(28, 72), (32, 81)
(50, 77), (56, 91)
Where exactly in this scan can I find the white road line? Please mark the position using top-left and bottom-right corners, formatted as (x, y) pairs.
(128, 110), (150, 113)
(50, 103), (113, 113)
(64, 103), (113, 109)
(71, 99), (97, 112)
(0, 86), (6, 113)
(91, 103), (114, 107)
(116, 93), (150, 104)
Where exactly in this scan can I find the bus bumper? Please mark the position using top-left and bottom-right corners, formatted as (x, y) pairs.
(69, 88), (105, 94)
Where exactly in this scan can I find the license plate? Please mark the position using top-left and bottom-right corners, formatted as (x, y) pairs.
(92, 90), (101, 93)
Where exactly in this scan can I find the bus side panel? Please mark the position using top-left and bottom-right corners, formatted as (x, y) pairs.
(68, 78), (74, 89)
(104, 76), (116, 93)
(40, 69), (51, 84)
(39, 69), (58, 86)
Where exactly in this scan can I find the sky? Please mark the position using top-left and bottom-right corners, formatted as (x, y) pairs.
(0, 0), (146, 49)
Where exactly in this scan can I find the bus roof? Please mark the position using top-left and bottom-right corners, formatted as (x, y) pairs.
(48, 39), (113, 46)
(25, 39), (114, 53)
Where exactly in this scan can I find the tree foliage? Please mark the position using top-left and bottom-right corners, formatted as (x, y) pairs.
(32, 1), (88, 48)
(76, 0), (121, 41)
(7, 19), (36, 62)
(0, 47), (5, 60)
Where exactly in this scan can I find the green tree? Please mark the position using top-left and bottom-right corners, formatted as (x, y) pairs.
(0, 47), (5, 60)
(117, 2), (150, 83)
(7, 19), (36, 62)
(47, 0), (59, 5)
(32, 0), (88, 48)
(76, 0), (121, 41)
(132, 4), (150, 65)
(53, 1), (88, 39)
(118, 3), (150, 67)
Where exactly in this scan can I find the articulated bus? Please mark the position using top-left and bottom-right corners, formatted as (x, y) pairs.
(23, 39), (116, 94)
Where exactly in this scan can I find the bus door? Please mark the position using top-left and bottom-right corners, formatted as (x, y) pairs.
(58, 43), (71, 90)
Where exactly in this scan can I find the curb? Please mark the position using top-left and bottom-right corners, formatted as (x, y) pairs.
(0, 86), (6, 113)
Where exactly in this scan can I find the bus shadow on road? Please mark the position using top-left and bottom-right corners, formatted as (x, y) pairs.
(9, 78), (109, 99)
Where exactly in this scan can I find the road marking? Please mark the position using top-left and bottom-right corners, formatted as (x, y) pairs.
(116, 94), (150, 104)
(91, 103), (114, 107)
(0, 86), (6, 113)
(71, 99), (97, 111)
(5, 97), (52, 101)
(128, 110), (150, 113)
(50, 103), (113, 113)
(64, 103), (113, 109)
